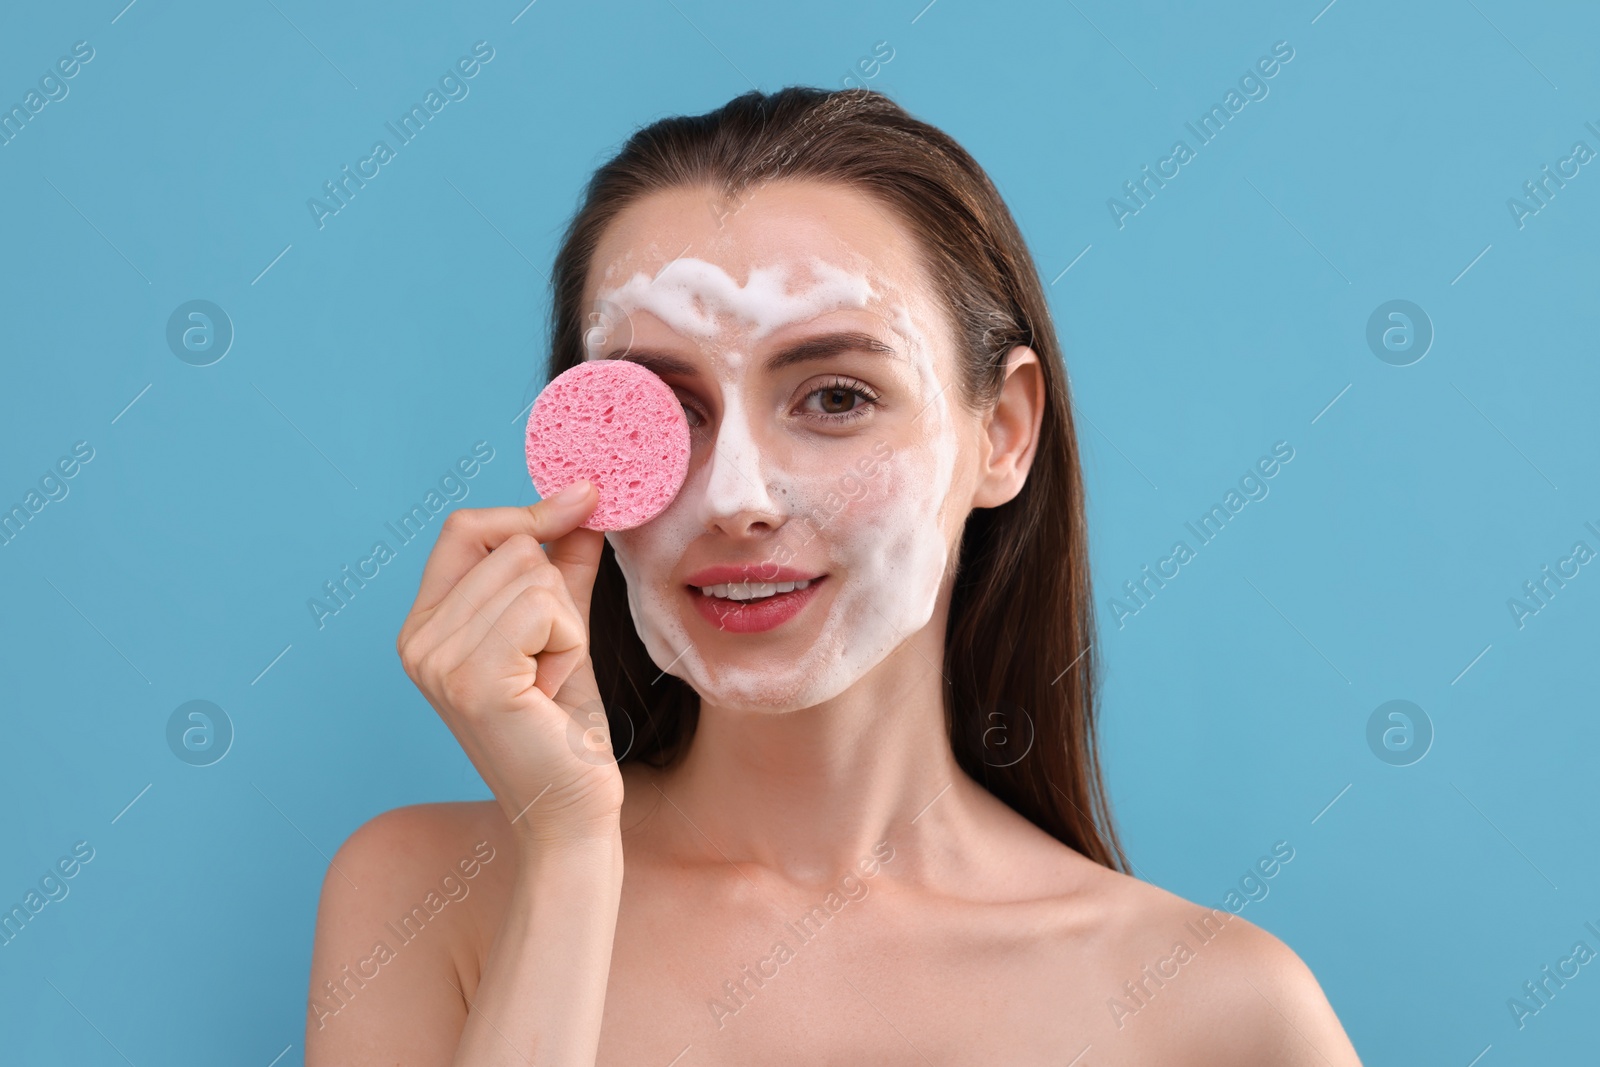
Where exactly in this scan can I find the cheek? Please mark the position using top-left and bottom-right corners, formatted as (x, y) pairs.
(606, 526), (665, 579)
(833, 442), (951, 560)
(604, 527), (663, 604)
(604, 483), (703, 594)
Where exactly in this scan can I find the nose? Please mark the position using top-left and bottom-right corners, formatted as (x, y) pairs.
(699, 388), (784, 538)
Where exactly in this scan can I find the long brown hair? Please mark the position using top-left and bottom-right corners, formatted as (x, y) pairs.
(545, 86), (1127, 873)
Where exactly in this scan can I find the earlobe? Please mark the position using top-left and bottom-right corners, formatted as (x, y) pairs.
(973, 346), (1044, 509)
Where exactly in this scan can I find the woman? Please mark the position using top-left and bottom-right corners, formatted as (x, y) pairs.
(306, 86), (1363, 1065)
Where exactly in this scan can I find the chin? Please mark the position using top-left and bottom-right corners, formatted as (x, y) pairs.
(680, 663), (846, 715)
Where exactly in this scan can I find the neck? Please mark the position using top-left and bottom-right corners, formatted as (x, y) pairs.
(648, 619), (966, 883)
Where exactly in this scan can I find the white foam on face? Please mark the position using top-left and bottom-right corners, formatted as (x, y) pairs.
(590, 253), (961, 714)
(593, 258), (877, 359)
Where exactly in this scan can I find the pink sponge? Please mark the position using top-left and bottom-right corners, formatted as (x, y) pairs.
(524, 359), (690, 531)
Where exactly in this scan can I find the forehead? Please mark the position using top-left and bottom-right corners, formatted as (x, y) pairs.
(582, 179), (933, 325)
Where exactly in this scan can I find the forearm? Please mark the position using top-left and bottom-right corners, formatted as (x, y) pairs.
(452, 828), (624, 1066)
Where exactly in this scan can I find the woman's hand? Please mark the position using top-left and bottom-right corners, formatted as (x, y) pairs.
(310, 481), (623, 1066)
(396, 480), (621, 854)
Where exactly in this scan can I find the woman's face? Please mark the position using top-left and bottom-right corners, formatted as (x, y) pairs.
(583, 179), (983, 713)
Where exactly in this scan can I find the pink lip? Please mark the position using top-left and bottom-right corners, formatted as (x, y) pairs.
(684, 563), (823, 587)
(688, 574), (827, 634)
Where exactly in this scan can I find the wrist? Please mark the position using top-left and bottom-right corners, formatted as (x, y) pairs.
(512, 819), (624, 875)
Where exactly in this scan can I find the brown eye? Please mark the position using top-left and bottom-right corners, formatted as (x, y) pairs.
(818, 387), (857, 414)
(800, 377), (880, 424)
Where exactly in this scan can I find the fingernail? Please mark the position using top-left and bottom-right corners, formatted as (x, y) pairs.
(546, 480), (591, 506)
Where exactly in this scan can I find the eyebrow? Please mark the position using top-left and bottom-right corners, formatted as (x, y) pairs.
(604, 330), (899, 376)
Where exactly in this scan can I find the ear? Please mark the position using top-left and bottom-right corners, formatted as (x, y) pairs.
(972, 346), (1044, 509)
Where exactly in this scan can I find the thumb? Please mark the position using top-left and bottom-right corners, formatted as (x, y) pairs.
(537, 480), (607, 624)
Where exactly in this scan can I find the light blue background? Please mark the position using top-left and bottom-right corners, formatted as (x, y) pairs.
(2, 0), (1596, 1063)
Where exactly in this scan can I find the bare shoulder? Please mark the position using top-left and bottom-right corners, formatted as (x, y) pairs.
(325, 799), (507, 883)
(1064, 859), (1364, 1065)
(304, 800), (509, 1067)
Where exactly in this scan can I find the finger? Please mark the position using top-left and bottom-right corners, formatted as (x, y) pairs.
(422, 564), (573, 679)
(463, 583), (589, 702)
(542, 526), (606, 626)
(409, 482), (598, 617)
(407, 534), (563, 657)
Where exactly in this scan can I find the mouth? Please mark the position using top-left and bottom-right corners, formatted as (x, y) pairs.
(692, 577), (817, 601)
(685, 574), (827, 634)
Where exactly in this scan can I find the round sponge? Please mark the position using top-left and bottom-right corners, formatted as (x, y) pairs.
(524, 359), (691, 531)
